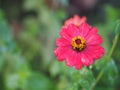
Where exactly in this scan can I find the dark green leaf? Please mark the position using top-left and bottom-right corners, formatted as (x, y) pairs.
(115, 20), (120, 35)
(102, 59), (118, 86)
(70, 67), (95, 90)
(26, 72), (55, 90)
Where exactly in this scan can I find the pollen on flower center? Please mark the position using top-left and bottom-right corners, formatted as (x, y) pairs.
(75, 23), (80, 27)
(71, 36), (86, 51)
(75, 39), (81, 45)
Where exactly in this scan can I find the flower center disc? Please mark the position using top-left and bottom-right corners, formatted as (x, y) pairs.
(71, 36), (86, 51)
(75, 39), (81, 45)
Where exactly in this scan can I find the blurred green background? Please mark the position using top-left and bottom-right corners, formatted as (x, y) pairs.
(0, 0), (120, 90)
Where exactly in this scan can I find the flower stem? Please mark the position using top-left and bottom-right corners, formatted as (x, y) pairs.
(107, 35), (119, 60)
(90, 34), (119, 90)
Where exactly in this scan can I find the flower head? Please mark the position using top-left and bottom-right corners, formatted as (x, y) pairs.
(63, 15), (87, 28)
(54, 23), (104, 70)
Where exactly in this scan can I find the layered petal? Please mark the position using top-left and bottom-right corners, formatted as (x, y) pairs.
(60, 24), (80, 40)
(74, 53), (83, 70)
(54, 46), (71, 61)
(81, 52), (93, 66)
(85, 45), (105, 59)
(78, 23), (91, 37)
(60, 28), (72, 41)
(66, 50), (76, 67)
(56, 38), (70, 47)
(86, 34), (102, 45)
(63, 15), (87, 28)
(85, 27), (102, 45)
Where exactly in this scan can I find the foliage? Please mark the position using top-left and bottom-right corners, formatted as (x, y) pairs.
(0, 0), (120, 90)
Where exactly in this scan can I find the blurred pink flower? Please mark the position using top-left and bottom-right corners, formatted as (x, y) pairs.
(63, 15), (87, 28)
(54, 23), (104, 70)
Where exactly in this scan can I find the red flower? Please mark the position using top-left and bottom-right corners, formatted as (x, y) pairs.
(54, 23), (104, 70)
(62, 15), (87, 28)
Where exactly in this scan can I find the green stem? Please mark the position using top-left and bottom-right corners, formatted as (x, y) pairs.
(107, 35), (119, 60)
(90, 34), (119, 90)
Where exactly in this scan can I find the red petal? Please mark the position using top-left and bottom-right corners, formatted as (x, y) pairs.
(54, 47), (71, 61)
(81, 52), (93, 66)
(60, 28), (72, 41)
(60, 24), (80, 41)
(78, 23), (91, 37)
(86, 34), (103, 45)
(64, 15), (87, 27)
(66, 50), (76, 67)
(75, 53), (82, 70)
(85, 45), (105, 59)
(56, 38), (70, 47)
(86, 27), (98, 37)
(68, 24), (80, 37)
(85, 27), (102, 45)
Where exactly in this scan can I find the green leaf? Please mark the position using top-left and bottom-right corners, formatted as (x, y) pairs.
(95, 86), (115, 90)
(23, 0), (44, 10)
(105, 5), (119, 22)
(101, 59), (118, 86)
(57, 75), (71, 90)
(23, 17), (39, 36)
(5, 73), (20, 90)
(70, 67), (95, 90)
(26, 72), (55, 90)
(4, 53), (31, 90)
(49, 60), (61, 77)
(0, 54), (5, 71)
(0, 9), (4, 20)
(115, 20), (120, 35)
(94, 58), (118, 87)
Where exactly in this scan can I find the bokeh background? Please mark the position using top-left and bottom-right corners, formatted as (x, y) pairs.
(0, 0), (120, 90)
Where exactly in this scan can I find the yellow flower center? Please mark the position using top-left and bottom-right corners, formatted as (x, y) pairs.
(71, 36), (86, 51)
(75, 23), (80, 27)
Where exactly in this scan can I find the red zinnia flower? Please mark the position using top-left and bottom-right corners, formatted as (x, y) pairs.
(62, 15), (87, 28)
(54, 23), (104, 70)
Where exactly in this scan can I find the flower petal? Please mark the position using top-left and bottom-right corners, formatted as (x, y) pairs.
(56, 38), (70, 47)
(63, 15), (87, 27)
(86, 27), (98, 38)
(54, 46), (71, 61)
(60, 28), (72, 41)
(75, 53), (83, 70)
(81, 52), (93, 66)
(85, 45), (105, 59)
(78, 23), (91, 37)
(68, 24), (80, 36)
(86, 34), (102, 45)
(60, 24), (80, 41)
(85, 27), (102, 45)
(66, 50), (76, 67)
